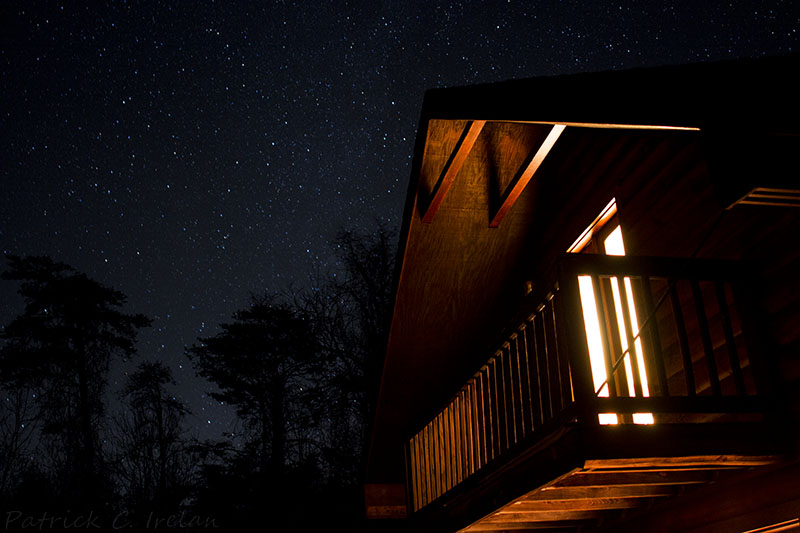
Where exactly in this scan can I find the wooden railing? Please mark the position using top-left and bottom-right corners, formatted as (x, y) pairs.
(405, 255), (771, 512)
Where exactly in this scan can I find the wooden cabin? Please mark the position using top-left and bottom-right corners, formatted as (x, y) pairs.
(365, 55), (800, 532)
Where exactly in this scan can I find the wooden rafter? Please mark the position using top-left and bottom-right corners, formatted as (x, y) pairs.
(489, 124), (566, 228)
(421, 120), (486, 224)
(505, 498), (646, 512)
(463, 519), (597, 531)
(735, 187), (800, 208)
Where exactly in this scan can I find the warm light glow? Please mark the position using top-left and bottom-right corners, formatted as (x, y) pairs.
(577, 275), (618, 425)
(573, 220), (654, 426)
(602, 225), (624, 256)
(604, 227), (654, 425)
(567, 198), (617, 254)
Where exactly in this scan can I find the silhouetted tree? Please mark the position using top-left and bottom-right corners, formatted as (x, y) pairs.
(112, 361), (192, 515)
(185, 226), (396, 531)
(187, 294), (318, 477)
(301, 224), (396, 475)
(0, 385), (38, 497)
(0, 255), (150, 507)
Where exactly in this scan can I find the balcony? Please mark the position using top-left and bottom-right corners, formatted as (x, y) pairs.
(405, 254), (786, 531)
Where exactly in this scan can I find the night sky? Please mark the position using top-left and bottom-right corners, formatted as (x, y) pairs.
(1, 1), (797, 441)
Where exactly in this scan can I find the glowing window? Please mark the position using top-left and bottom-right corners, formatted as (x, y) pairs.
(570, 199), (653, 425)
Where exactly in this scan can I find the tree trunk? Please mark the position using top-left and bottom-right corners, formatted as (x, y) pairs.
(77, 349), (96, 497)
(259, 399), (269, 475)
(154, 386), (167, 495)
(269, 379), (286, 477)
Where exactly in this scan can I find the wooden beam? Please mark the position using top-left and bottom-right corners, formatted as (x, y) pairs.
(421, 120), (486, 223)
(462, 519), (596, 531)
(489, 124), (565, 228)
(364, 483), (407, 519)
(504, 498), (647, 512)
(601, 457), (800, 532)
(554, 469), (713, 488)
(583, 455), (782, 470)
(526, 485), (679, 501)
(534, 485), (679, 500)
(735, 187), (800, 208)
(484, 510), (605, 522)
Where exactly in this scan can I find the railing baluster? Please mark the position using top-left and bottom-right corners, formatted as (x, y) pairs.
(431, 422), (438, 502)
(531, 315), (547, 424)
(444, 407), (453, 492)
(422, 425), (430, 506)
(450, 403), (458, 486)
(439, 412), (446, 494)
(517, 327), (530, 435)
(691, 280), (722, 396)
(461, 392), (468, 478)
(470, 381), (480, 471)
(451, 397), (464, 486)
(559, 287), (577, 407)
(731, 280), (769, 395)
(409, 435), (417, 510)
(533, 311), (552, 421)
(432, 426), (437, 504)
(590, 274), (618, 398)
(540, 303), (555, 416)
(429, 417), (436, 499)
(715, 281), (745, 395)
(496, 356), (505, 454)
(428, 419), (436, 500)
(462, 388), (470, 476)
(413, 436), (422, 511)
(473, 382), (481, 471)
(463, 391), (470, 477)
(463, 388), (473, 476)
(523, 319), (542, 428)
(435, 424), (440, 499)
(543, 299), (557, 411)
(548, 304), (560, 417)
(503, 344), (514, 445)
(407, 438), (416, 511)
(501, 345), (514, 447)
(482, 365), (494, 462)
(418, 435), (426, 510)
(490, 358), (502, 455)
(474, 378), (483, 468)
(428, 421), (434, 501)
(670, 279), (696, 396)
(549, 294), (572, 409)
(453, 396), (462, 485)
(450, 399), (461, 487)
(436, 413), (445, 497)
(475, 368), (489, 466)
(457, 391), (465, 479)
(487, 362), (494, 458)
(618, 275), (645, 399)
(442, 410), (450, 494)
(448, 405), (456, 488)
(640, 276), (669, 397)
(469, 385), (476, 472)
(511, 336), (524, 440)
(496, 353), (504, 449)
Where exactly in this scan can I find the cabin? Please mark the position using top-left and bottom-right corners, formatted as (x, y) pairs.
(365, 55), (800, 532)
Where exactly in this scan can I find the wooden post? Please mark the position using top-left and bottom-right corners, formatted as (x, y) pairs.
(557, 260), (599, 426)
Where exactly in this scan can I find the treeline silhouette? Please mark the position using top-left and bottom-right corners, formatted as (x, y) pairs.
(0, 226), (395, 531)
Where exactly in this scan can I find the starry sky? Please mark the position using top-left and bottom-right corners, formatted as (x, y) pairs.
(1, 1), (797, 441)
